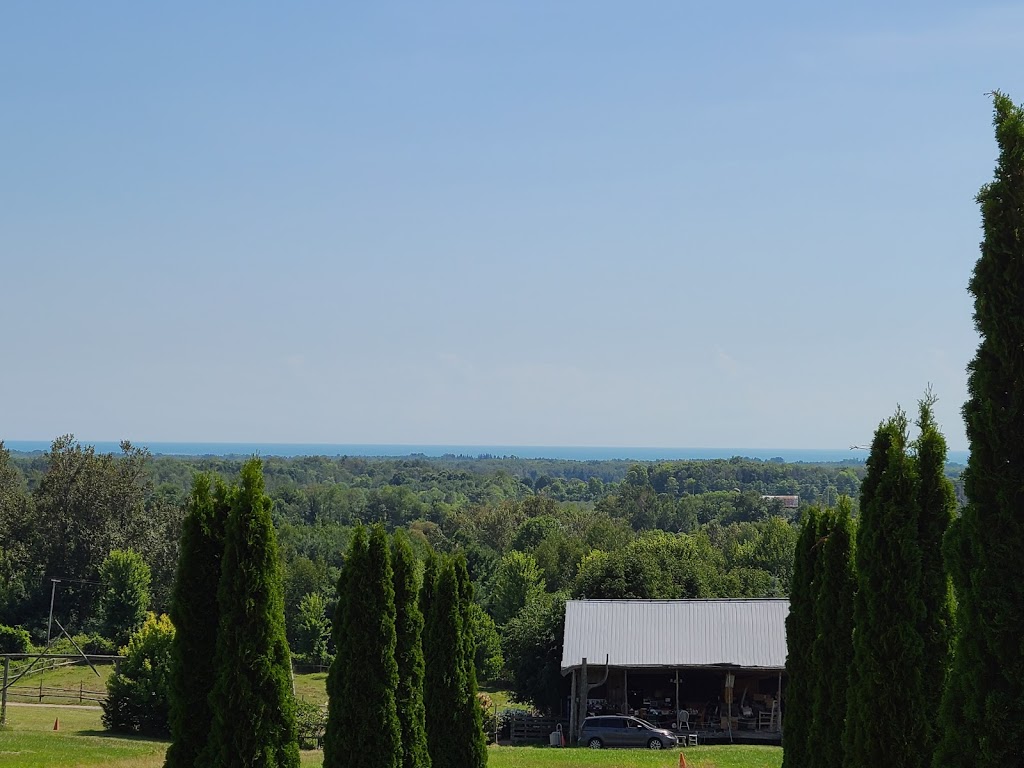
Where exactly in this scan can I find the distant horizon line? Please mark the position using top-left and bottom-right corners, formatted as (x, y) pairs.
(4, 439), (970, 464)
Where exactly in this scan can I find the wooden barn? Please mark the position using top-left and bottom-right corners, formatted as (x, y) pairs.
(561, 599), (788, 745)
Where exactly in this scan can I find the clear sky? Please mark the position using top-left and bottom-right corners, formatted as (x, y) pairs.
(3, 2), (1021, 451)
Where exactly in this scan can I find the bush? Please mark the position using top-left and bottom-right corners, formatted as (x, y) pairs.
(478, 692), (496, 743)
(101, 613), (174, 736)
(73, 632), (117, 656)
(296, 699), (328, 749)
(0, 624), (31, 654)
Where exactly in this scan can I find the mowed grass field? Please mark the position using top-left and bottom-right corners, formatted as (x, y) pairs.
(1, 679), (782, 768)
(0, 706), (325, 768)
(0, 705), (165, 768)
(295, 743), (782, 768)
(1, 705), (781, 768)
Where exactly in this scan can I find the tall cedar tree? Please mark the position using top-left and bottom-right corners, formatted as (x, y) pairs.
(164, 475), (228, 768)
(418, 552), (437, 633)
(423, 558), (471, 768)
(454, 556), (487, 768)
(324, 525), (402, 768)
(392, 532), (431, 768)
(808, 499), (855, 768)
(914, 395), (955, 765)
(936, 92), (1024, 768)
(782, 506), (822, 768)
(844, 414), (927, 768)
(324, 528), (362, 766)
(933, 514), (985, 767)
(204, 459), (299, 768)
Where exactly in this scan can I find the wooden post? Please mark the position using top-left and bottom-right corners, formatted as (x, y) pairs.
(569, 668), (578, 745)
(39, 675), (43, 703)
(674, 669), (680, 728)
(776, 671), (783, 732)
(2, 656), (9, 725)
(624, 668), (628, 714)
(579, 658), (588, 742)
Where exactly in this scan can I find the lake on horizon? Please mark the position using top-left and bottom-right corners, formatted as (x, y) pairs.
(3, 441), (971, 464)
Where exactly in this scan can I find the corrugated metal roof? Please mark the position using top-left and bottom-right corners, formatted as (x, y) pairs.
(561, 599), (789, 673)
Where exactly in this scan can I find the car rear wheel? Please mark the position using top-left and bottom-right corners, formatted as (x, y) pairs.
(587, 737), (603, 749)
(647, 737), (664, 750)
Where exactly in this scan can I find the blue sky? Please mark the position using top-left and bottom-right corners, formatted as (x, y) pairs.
(3, 2), (1021, 450)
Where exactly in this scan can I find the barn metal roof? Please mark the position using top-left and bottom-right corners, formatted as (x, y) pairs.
(561, 599), (789, 673)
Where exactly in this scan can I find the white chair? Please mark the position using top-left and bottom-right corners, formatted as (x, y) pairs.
(676, 710), (690, 730)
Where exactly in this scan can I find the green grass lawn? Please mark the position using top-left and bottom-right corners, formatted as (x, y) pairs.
(295, 743), (782, 768)
(0, 706), (325, 768)
(294, 670), (329, 705)
(1, 685), (781, 768)
(485, 745), (783, 768)
(479, 682), (533, 712)
(0, 705), (780, 768)
(0, 705), (166, 768)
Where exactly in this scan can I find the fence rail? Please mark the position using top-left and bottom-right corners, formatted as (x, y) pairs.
(5, 682), (106, 704)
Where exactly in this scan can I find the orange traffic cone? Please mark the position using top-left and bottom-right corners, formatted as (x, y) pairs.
(53, 718), (59, 731)
(679, 751), (687, 768)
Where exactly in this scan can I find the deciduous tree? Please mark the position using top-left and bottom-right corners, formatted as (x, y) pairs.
(102, 613), (174, 736)
(489, 550), (544, 625)
(97, 549), (151, 648)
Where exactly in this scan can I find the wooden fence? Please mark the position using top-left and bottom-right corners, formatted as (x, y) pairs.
(5, 680), (106, 704)
(509, 714), (569, 745)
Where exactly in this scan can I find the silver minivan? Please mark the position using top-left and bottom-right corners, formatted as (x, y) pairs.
(579, 715), (678, 749)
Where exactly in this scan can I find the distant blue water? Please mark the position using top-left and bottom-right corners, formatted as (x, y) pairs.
(2, 440), (971, 464)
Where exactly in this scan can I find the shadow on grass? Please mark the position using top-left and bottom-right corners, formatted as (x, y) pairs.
(78, 729), (170, 744)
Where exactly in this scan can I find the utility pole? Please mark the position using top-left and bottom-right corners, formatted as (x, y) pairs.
(46, 579), (60, 645)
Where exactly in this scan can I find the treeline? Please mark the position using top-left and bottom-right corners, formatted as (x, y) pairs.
(7, 448), (891, 511)
(0, 435), (962, 711)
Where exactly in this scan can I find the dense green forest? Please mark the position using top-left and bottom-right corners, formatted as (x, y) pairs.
(0, 436), (964, 710)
